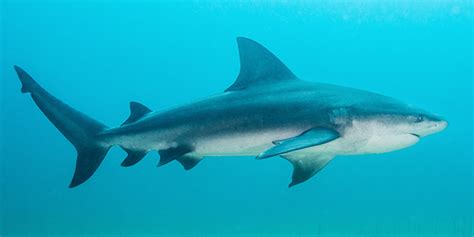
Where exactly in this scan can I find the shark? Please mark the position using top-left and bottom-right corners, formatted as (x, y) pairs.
(14, 37), (447, 188)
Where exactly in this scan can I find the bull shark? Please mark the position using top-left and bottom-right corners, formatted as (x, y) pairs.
(14, 37), (447, 188)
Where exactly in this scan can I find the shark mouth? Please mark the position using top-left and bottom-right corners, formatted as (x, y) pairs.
(410, 133), (421, 138)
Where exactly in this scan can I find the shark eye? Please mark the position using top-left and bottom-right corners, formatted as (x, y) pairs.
(415, 115), (424, 123)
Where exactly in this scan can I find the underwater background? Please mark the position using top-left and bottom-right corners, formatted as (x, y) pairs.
(1, 1), (472, 236)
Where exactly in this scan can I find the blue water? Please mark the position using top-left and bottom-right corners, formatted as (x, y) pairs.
(1, 1), (472, 236)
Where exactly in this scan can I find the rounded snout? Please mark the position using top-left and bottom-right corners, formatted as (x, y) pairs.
(428, 113), (448, 130)
(417, 116), (447, 137)
(433, 119), (448, 132)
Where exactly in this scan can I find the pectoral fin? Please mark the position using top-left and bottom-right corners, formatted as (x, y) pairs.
(282, 153), (335, 187)
(257, 128), (339, 159)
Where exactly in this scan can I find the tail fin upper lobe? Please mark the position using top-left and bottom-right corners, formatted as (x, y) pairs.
(14, 65), (111, 188)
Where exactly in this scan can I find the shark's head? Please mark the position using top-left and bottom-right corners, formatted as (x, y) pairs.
(398, 111), (447, 138)
(353, 93), (448, 137)
(340, 94), (448, 154)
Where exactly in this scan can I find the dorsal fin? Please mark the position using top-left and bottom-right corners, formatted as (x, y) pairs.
(225, 37), (297, 92)
(121, 101), (151, 126)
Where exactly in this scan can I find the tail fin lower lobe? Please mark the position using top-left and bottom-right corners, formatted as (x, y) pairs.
(14, 65), (111, 188)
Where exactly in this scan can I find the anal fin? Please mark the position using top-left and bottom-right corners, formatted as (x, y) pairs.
(121, 148), (148, 167)
(281, 153), (335, 187)
(176, 155), (203, 170)
(158, 145), (193, 167)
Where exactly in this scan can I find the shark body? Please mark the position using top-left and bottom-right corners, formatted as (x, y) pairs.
(14, 37), (447, 188)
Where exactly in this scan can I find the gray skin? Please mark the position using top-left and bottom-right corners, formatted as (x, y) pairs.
(14, 37), (447, 188)
(103, 80), (443, 156)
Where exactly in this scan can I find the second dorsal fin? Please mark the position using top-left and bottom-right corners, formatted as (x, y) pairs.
(225, 37), (297, 92)
(121, 101), (152, 126)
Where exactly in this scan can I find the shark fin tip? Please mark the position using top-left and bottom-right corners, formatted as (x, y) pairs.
(13, 65), (40, 93)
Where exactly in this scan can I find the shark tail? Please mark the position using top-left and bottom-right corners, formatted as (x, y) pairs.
(14, 65), (111, 188)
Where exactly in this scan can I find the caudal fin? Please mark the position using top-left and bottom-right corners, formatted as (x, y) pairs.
(14, 65), (111, 188)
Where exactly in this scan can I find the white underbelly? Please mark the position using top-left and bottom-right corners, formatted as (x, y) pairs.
(297, 134), (419, 155)
(193, 129), (299, 156)
(192, 127), (419, 157)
